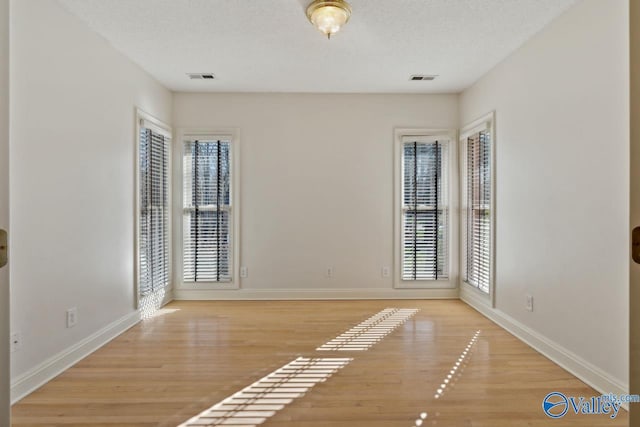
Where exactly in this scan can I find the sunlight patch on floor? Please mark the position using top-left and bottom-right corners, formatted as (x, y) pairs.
(179, 357), (352, 427)
(317, 308), (420, 351)
(411, 330), (481, 426)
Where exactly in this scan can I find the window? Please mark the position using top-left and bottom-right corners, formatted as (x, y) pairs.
(461, 113), (494, 294)
(398, 135), (450, 283)
(182, 138), (233, 283)
(137, 114), (171, 300)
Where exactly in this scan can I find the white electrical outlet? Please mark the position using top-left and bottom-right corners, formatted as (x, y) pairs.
(326, 267), (334, 278)
(525, 295), (534, 312)
(240, 266), (248, 278)
(10, 332), (21, 353)
(382, 266), (390, 278)
(66, 307), (78, 328)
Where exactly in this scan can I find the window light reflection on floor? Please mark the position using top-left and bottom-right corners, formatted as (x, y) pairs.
(179, 357), (352, 427)
(317, 308), (420, 351)
(412, 330), (481, 427)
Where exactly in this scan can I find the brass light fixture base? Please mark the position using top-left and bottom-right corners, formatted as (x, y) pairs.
(306, 0), (352, 39)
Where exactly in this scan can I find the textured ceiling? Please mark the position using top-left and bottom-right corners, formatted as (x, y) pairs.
(57, 0), (577, 93)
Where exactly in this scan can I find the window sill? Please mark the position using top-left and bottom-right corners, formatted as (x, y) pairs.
(177, 281), (240, 290)
(394, 279), (457, 290)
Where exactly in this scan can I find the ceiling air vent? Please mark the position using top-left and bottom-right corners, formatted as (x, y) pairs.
(188, 73), (216, 80)
(410, 75), (437, 81)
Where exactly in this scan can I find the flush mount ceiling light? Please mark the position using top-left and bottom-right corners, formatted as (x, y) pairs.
(306, 0), (352, 39)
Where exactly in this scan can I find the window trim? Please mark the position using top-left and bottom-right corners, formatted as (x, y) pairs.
(393, 128), (458, 289)
(174, 128), (241, 290)
(134, 108), (173, 309)
(459, 112), (496, 306)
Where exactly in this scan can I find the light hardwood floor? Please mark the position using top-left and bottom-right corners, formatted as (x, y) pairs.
(12, 300), (628, 426)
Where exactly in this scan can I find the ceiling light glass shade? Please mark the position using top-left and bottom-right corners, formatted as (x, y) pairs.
(306, 0), (352, 39)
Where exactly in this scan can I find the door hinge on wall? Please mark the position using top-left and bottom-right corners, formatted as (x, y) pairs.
(0, 229), (6, 268)
(632, 227), (640, 264)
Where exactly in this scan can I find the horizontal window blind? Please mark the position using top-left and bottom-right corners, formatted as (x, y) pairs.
(139, 127), (169, 297)
(402, 140), (449, 280)
(183, 140), (232, 282)
(465, 131), (491, 293)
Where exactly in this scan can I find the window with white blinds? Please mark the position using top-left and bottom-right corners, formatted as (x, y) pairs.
(401, 139), (449, 281)
(138, 125), (170, 297)
(183, 139), (232, 283)
(464, 128), (492, 294)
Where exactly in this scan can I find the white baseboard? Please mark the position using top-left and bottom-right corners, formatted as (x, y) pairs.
(174, 287), (460, 300)
(460, 291), (628, 401)
(10, 310), (142, 404)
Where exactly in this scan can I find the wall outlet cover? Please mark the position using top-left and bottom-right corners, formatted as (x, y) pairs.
(66, 307), (78, 328)
(525, 295), (534, 312)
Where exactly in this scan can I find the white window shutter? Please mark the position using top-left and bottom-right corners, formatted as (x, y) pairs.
(465, 131), (491, 293)
(183, 140), (232, 282)
(402, 140), (449, 280)
(139, 127), (170, 296)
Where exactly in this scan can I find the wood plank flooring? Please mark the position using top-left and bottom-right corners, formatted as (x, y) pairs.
(11, 300), (628, 426)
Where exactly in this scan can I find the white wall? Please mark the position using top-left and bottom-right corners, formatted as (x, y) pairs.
(460, 0), (629, 390)
(0, 0), (9, 421)
(173, 93), (459, 299)
(9, 0), (172, 393)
